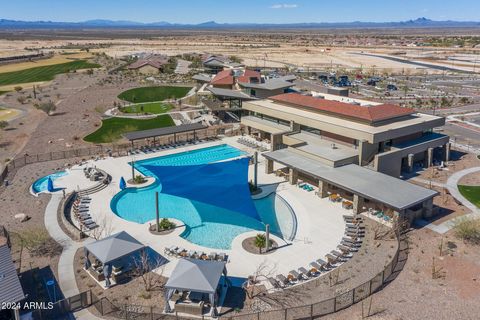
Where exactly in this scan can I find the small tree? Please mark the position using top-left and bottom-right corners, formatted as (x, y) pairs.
(37, 101), (56, 115)
(131, 250), (165, 292)
(0, 121), (9, 130)
(14, 86), (23, 93)
(254, 234), (266, 254)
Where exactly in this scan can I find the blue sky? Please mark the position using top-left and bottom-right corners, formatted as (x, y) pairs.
(2, 0), (479, 23)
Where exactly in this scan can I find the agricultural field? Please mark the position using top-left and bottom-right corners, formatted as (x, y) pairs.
(120, 102), (174, 114)
(458, 185), (480, 208)
(0, 60), (100, 86)
(84, 115), (175, 143)
(117, 86), (191, 103)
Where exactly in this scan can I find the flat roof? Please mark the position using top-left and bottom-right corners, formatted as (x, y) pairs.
(239, 79), (294, 90)
(242, 115), (291, 134)
(263, 148), (437, 210)
(207, 87), (256, 100)
(123, 123), (206, 141)
(289, 132), (358, 162)
(0, 244), (25, 304)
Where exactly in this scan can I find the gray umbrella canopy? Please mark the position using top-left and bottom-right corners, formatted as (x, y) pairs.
(84, 231), (145, 264)
(165, 259), (226, 294)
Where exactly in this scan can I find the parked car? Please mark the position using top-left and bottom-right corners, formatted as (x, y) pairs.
(387, 84), (398, 91)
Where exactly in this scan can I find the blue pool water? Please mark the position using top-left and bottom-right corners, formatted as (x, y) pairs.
(32, 171), (68, 194)
(111, 144), (296, 249)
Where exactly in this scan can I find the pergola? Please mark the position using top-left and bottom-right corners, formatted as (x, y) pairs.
(164, 259), (229, 317)
(84, 231), (145, 287)
(123, 123), (207, 148)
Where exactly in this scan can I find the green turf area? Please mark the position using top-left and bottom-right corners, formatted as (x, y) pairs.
(118, 86), (191, 103)
(458, 185), (480, 208)
(0, 60), (101, 86)
(84, 115), (175, 143)
(0, 91), (9, 96)
(120, 102), (174, 114)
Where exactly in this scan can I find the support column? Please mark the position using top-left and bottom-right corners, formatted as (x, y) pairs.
(288, 168), (298, 185)
(444, 143), (451, 162)
(353, 194), (364, 215)
(317, 180), (328, 198)
(265, 159), (274, 174)
(422, 198), (433, 219)
(425, 147), (433, 168)
(407, 153), (414, 173)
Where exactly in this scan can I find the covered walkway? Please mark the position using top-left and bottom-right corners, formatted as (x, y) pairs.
(263, 148), (438, 221)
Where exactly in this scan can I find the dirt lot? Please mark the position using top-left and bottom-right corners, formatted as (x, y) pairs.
(323, 227), (480, 320)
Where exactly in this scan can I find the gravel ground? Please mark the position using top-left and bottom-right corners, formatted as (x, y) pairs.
(322, 228), (480, 320)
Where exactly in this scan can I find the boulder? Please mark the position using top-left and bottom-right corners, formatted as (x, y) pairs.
(14, 213), (29, 222)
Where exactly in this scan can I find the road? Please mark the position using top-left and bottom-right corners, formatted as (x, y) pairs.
(351, 52), (477, 74)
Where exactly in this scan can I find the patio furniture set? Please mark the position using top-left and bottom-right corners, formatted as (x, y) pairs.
(164, 246), (229, 262)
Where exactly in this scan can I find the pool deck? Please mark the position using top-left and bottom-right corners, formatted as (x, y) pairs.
(51, 137), (347, 281)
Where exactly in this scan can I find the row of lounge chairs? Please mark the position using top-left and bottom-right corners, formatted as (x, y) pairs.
(72, 196), (98, 231)
(237, 137), (269, 152)
(267, 215), (364, 290)
(129, 137), (218, 155)
(164, 246), (228, 262)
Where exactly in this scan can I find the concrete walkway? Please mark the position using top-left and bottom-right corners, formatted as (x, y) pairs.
(44, 193), (102, 319)
(416, 167), (480, 234)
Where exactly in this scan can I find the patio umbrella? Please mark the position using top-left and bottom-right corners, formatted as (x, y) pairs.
(47, 177), (54, 192)
(119, 177), (126, 190)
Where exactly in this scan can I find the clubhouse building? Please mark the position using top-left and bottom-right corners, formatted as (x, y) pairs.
(241, 92), (449, 223)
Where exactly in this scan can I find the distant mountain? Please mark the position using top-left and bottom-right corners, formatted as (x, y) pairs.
(0, 17), (479, 29)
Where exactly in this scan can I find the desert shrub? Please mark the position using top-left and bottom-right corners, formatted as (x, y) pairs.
(14, 228), (63, 257)
(453, 218), (480, 244)
(158, 218), (175, 230)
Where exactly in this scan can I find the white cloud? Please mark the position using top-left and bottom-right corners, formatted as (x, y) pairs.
(270, 4), (298, 9)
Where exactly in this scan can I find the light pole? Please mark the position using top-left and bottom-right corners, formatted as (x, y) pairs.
(131, 154), (136, 181)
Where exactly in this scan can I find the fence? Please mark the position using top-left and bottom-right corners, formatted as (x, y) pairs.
(0, 224), (11, 248)
(0, 124), (243, 186)
(29, 290), (92, 320)
(82, 234), (407, 320)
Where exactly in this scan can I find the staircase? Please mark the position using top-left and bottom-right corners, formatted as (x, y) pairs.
(77, 170), (112, 197)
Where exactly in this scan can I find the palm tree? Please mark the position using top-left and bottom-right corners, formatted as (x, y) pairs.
(254, 234), (266, 254)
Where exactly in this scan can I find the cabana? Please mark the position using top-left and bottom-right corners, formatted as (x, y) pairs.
(164, 259), (229, 317)
(83, 231), (145, 288)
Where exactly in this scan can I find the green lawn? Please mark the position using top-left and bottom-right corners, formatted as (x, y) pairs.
(118, 86), (191, 103)
(0, 91), (9, 96)
(120, 102), (174, 114)
(84, 115), (175, 143)
(0, 60), (101, 86)
(458, 185), (480, 208)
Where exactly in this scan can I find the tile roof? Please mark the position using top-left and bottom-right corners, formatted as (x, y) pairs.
(128, 56), (169, 70)
(270, 93), (414, 123)
(237, 69), (261, 84)
(210, 69), (234, 86)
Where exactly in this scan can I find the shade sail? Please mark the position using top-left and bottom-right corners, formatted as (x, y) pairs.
(141, 157), (260, 221)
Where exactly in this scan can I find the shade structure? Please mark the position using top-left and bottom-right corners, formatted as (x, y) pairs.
(84, 231), (145, 264)
(47, 176), (54, 192)
(165, 258), (227, 293)
(141, 157), (260, 221)
(119, 177), (126, 190)
(164, 258), (228, 315)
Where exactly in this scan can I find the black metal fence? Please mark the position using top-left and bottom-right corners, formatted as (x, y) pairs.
(83, 235), (406, 320)
(30, 290), (92, 320)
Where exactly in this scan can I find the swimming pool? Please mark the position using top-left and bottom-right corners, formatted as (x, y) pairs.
(111, 144), (297, 249)
(32, 171), (68, 194)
